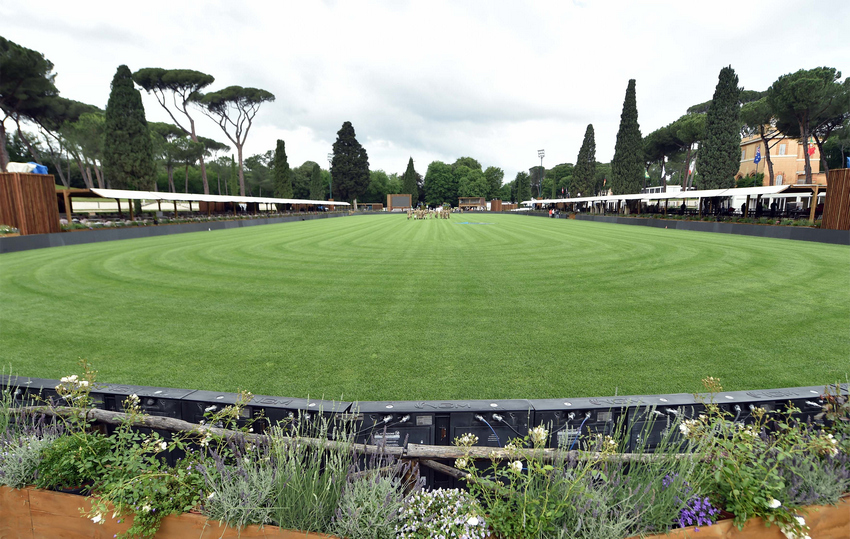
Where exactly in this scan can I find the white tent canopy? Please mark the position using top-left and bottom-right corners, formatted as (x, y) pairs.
(521, 184), (796, 206)
(89, 188), (350, 206)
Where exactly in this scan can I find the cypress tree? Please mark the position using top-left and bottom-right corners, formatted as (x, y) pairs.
(697, 66), (741, 189)
(272, 139), (293, 198)
(515, 171), (532, 203)
(401, 157), (418, 204)
(309, 163), (324, 200)
(573, 124), (597, 197)
(330, 121), (370, 202)
(611, 79), (643, 194)
(103, 65), (155, 190)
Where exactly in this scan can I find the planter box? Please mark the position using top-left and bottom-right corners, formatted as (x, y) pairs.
(630, 497), (849, 539)
(2, 486), (847, 539)
(0, 485), (340, 539)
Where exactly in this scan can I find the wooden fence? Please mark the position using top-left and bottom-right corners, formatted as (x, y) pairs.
(822, 169), (850, 230)
(0, 173), (61, 235)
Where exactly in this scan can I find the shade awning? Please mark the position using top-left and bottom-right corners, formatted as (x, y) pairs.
(88, 188), (351, 206)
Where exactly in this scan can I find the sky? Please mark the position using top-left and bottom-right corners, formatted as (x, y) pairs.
(2, 0), (848, 184)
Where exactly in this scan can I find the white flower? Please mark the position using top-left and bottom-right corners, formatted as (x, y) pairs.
(529, 425), (549, 446)
(679, 423), (690, 437)
(159, 441), (168, 450)
(141, 504), (151, 513)
(767, 498), (782, 509)
(207, 492), (215, 499)
(91, 514), (103, 524)
(455, 457), (469, 470)
(467, 516), (480, 526)
(78, 380), (89, 387)
(509, 460), (523, 473)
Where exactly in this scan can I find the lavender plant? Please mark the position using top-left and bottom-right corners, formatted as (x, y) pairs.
(331, 473), (405, 539)
(0, 433), (57, 488)
(199, 437), (278, 528)
(269, 411), (357, 533)
(331, 444), (420, 539)
(1, 371), (62, 488)
(778, 442), (850, 506)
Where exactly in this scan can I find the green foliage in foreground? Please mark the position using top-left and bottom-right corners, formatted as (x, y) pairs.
(0, 214), (847, 401)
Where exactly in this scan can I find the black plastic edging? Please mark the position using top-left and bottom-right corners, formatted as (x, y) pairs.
(0, 212), (350, 254)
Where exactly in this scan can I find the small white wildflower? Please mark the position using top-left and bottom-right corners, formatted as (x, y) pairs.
(509, 460), (523, 473)
(467, 516), (480, 526)
(78, 380), (89, 387)
(455, 457), (469, 470)
(767, 498), (782, 509)
(141, 504), (151, 513)
(159, 441), (167, 451)
(207, 492), (215, 499)
(529, 425), (549, 446)
(91, 514), (103, 524)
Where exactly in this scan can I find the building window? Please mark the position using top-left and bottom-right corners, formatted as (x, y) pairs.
(742, 149), (746, 161)
(779, 144), (787, 156)
(776, 174), (783, 185)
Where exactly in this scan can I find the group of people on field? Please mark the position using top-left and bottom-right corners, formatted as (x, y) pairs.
(407, 207), (451, 220)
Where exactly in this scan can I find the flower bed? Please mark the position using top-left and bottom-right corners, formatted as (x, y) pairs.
(2, 366), (848, 539)
(1, 488), (846, 539)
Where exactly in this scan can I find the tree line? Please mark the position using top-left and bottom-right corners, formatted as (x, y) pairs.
(0, 37), (275, 197)
(3, 35), (847, 205)
(642, 66), (848, 192)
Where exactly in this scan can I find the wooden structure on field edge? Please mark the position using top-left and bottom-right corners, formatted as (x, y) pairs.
(387, 194), (412, 211)
(0, 173), (61, 235)
(458, 197), (486, 210)
(822, 169), (850, 230)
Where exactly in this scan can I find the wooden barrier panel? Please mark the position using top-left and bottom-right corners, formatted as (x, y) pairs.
(822, 169), (850, 230)
(0, 173), (62, 235)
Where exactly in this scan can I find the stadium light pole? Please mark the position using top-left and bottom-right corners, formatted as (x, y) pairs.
(538, 149), (545, 198)
(327, 153), (333, 200)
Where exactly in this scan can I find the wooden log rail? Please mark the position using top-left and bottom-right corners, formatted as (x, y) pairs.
(12, 405), (705, 465)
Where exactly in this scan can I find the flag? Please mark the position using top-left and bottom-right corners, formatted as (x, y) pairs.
(808, 141), (816, 156)
(754, 146), (761, 164)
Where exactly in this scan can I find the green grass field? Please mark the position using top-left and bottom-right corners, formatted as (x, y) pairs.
(1, 214), (847, 401)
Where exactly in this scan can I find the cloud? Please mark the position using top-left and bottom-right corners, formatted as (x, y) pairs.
(3, 0), (849, 186)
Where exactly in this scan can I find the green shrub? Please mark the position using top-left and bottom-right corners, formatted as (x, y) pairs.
(35, 430), (112, 491)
